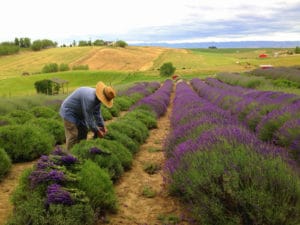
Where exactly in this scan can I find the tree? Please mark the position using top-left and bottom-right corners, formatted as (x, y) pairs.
(93, 39), (105, 46)
(31, 39), (56, 51)
(159, 62), (176, 77)
(24, 38), (31, 48)
(115, 40), (127, 48)
(0, 42), (20, 56)
(295, 46), (300, 54)
(34, 79), (60, 95)
(31, 40), (43, 51)
(14, 38), (19, 46)
(78, 40), (89, 46)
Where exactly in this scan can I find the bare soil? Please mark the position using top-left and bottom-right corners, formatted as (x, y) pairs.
(99, 92), (190, 225)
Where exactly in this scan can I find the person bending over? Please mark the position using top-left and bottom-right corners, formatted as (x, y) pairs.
(60, 81), (116, 150)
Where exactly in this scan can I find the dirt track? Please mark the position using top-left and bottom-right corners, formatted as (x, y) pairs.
(0, 161), (35, 225)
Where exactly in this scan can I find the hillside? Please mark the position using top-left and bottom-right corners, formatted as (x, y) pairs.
(0, 46), (168, 79)
(1, 46), (300, 97)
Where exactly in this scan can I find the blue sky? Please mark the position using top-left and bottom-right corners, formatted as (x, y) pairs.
(0, 0), (299, 44)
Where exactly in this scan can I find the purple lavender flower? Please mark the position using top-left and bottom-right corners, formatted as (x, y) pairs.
(61, 154), (78, 165)
(36, 155), (55, 169)
(89, 147), (103, 154)
(46, 184), (73, 205)
(130, 79), (173, 117)
(29, 169), (65, 188)
(52, 146), (65, 156)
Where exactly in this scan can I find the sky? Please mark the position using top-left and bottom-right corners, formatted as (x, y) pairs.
(0, 0), (300, 45)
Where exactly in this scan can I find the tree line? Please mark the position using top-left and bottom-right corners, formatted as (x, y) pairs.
(0, 37), (128, 56)
(0, 38), (57, 55)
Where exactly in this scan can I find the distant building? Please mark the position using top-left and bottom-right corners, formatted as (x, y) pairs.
(259, 53), (268, 58)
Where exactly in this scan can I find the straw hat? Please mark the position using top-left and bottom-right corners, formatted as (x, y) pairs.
(95, 82), (116, 108)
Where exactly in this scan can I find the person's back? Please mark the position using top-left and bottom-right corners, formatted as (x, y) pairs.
(60, 87), (100, 126)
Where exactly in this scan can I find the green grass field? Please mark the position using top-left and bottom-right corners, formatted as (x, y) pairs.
(1, 46), (300, 97)
(0, 70), (164, 97)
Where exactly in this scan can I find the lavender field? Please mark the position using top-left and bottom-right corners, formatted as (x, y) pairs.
(164, 80), (300, 224)
(1, 78), (300, 225)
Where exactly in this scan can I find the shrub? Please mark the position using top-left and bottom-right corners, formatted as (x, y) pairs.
(25, 118), (65, 144)
(272, 79), (300, 88)
(29, 106), (57, 118)
(42, 63), (59, 73)
(72, 65), (89, 70)
(167, 142), (300, 225)
(101, 106), (113, 120)
(94, 139), (132, 170)
(107, 101), (121, 117)
(124, 109), (157, 129)
(71, 140), (124, 181)
(7, 166), (94, 225)
(0, 124), (54, 162)
(77, 160), (117, 211)
(0, 115), (15, 126)
(107, 119), (148, 144)
(114, 96), (133, 111)
(6, 109), (34, 124)
(160, 62), (176, 77)
(0, 147), (11, 180)
(59, 63), (70, 71)
(104, 129), (139, 154)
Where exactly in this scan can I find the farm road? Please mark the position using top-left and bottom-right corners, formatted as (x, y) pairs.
(100, 91), (190, 225)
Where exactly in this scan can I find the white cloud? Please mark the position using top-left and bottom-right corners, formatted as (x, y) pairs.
(0, 0), (299, 43)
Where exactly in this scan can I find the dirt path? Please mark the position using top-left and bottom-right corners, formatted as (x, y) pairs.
(100, 92), (190, 225)
(0, 161), (35, 225)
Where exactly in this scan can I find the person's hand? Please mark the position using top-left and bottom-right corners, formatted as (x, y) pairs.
(96, 127), (105, 138)
(96, 126), (107, 138)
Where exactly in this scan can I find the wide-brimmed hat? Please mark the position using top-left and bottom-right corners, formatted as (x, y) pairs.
(95, 82), (116, 108)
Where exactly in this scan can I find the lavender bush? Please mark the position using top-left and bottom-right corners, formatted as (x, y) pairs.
(7, 147), (96, 225)
(131, 79), (173, 117)
(190, 77), (300, 158)
(164, 81), (300, 225)
(0, 147), (11, 180)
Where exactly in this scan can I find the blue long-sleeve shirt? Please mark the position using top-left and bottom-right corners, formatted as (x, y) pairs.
(59, 87), (105, 132)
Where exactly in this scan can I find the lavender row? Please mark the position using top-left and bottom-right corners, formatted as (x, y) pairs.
(131, 79), (173, 117)
(165, 82), (286, 164)
(164, 81), (300, 224)
(191, 78), (300, 162)
(117, 81), (161, 97)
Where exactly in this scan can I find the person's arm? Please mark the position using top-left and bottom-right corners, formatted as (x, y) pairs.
(93, 104), (105, 128)
(80, 95), (98, 133)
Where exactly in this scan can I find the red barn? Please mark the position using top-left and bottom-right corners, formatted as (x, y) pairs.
(259, 54), (268, 58)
